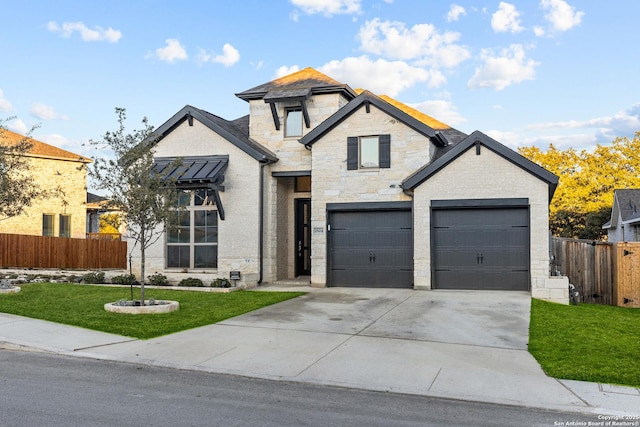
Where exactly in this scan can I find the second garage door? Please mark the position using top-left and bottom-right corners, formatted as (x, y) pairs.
(432, 206), (530, 290)
(328, 208), (413, 288)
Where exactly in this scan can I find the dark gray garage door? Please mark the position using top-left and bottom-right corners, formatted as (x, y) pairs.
(432, 207), (529, 290)
(328, 209), (412, 288)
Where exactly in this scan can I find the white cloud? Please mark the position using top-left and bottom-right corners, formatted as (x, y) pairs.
(30, 102), (69, 121)
(151, 39), (188, 63)
(527, 104), (640, 143)
(491, 2), (524, 33)
(275, 65), (301, 78)
(468, 44), (539, 91)
(6, 118), (28, 134)
(411, 99), (466, 126)
(533, 26), (545, 36)
(197, 43), (240, 67)
(319, 56), (443, 96)
(357, 19), (470, 68)
(47, 21), (122, 43)
(446, 4), (466, 22)
(0, 89), (12, 111)
(540, 0), (584, 32)
(290, 0), (361, 16)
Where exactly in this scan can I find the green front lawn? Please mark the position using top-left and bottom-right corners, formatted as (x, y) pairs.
(0, 283), (304, 339)
(529, 298), (640, 387)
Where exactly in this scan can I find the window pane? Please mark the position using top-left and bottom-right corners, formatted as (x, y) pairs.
(285, 109), (302, 137)
(295, 176), (311, 192)
(167, 246), (190, 268)
(194, 245), (217, 268)
(360, 137), (379, 168)
(195, 189), (216, 206)
(59, 215), (71, 238)
(42, 215), (54, 237)
(177, 190), (191, 206)
(194, 211), (217, 243)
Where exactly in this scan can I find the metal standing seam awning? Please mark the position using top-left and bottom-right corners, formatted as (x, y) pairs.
(153, 155), (229, 220)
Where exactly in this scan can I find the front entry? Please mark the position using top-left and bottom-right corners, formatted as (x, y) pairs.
(295, 198), (311, 276)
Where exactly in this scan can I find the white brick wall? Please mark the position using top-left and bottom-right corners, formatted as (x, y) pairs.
(413, 147), (551, 294)
(132, 119), (262, 288)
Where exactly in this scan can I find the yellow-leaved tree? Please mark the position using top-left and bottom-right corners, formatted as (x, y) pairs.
(518, 132), (640, 240)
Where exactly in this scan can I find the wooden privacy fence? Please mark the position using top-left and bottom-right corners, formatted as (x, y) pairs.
(0, 233), (127, 270)
(551, 237), (640, 308)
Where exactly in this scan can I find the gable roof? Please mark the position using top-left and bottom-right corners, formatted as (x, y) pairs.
(1, 128), (91, 163)
(299, 90), (454, 148)
(401, 130), (559, 201)
(148, 105), (277, 163)
(603, 189), (640, 229)
(235, 67), (358, 102)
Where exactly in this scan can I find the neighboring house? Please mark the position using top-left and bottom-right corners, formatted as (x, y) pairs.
(602, 189), (640, 242)
(134, 68), (562, 299)
(0, 129), (91, 239)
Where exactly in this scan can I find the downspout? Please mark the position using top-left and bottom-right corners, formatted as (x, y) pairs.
(258, 162), (266, 285)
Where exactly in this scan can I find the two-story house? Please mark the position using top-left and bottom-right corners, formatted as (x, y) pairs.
(0, 129), (91, 239)
(134, 68), (563, 300)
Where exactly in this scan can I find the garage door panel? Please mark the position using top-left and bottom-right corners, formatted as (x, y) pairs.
(328, 209), (413, 288)
(432, 207), (530, 291)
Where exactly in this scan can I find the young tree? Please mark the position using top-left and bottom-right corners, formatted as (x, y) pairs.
(0, 119), (50, 219)
(89, 108), (182, 303)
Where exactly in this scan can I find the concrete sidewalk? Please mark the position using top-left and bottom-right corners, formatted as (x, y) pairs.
(1, 287), (639, 417)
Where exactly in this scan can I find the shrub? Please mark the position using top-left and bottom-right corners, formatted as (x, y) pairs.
(66, 275), (81, 283)
(82, 271), (106, 284)
(111, 274), (137, 285)
(148, 272), (168, 286)
(211, 278), (231, 288)
(178, 277), (204, 287)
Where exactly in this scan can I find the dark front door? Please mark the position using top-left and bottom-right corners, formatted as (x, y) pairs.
(295, 199), (311, 276)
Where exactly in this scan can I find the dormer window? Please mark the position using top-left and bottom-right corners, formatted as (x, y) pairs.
(285, 107), (303, 137)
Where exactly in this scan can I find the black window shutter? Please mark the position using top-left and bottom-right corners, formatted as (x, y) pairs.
(347, 137), (358, 170)
(379, 134), (391, 168)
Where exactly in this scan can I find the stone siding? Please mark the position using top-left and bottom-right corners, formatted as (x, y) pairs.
(309, 105), (434, 285)
(0, 156), (88, 239)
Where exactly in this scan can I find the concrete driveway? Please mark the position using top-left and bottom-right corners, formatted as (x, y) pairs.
(224, 288), (530, 350)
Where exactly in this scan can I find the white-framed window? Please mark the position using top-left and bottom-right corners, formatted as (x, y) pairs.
(166, 189), (218, 269)
(347, 134), (391, 170)
(284, 107), (303, 137)
(359, 136), (380, 168)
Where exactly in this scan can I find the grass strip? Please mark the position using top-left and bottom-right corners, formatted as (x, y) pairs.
(529, 298), (640, 387)
(0, 283), (304, 339)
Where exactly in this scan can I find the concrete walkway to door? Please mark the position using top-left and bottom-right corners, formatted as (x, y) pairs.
(1, 288), (639, 416)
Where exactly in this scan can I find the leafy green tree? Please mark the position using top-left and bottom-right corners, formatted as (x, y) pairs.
(89, 108), (182, 303)
(519, 132), (640, 240)
(0, 118), (65, 221)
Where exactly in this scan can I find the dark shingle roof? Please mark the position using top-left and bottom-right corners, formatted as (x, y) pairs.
(235, 67), (357, 102)
(614, 189), (640, 223)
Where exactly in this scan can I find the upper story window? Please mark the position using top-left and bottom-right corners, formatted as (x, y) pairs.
(347, 135), (391, 170)
(285, 107), (303, 137)
(359, 136), (380, 168)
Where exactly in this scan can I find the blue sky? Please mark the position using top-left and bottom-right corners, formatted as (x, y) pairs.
(1, 0), (639, 167)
